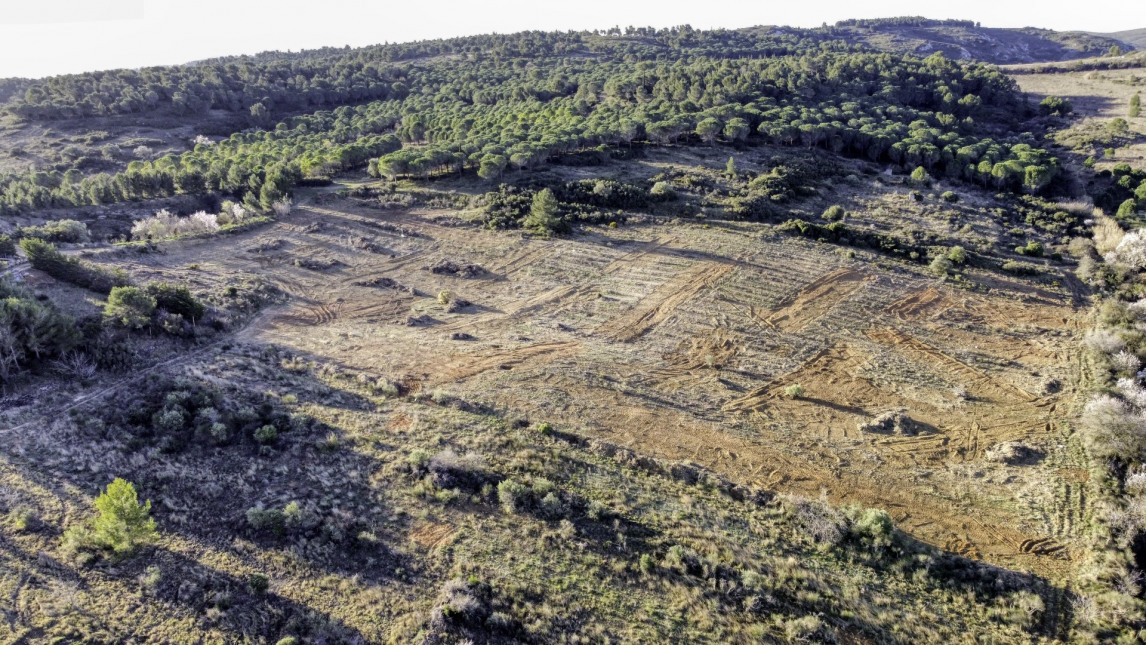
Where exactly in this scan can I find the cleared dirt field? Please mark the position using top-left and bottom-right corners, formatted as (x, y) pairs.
(113, 194), (1089, 580)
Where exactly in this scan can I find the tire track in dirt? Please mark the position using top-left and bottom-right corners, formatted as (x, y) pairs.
(409, 522), (456, 549)
(432, 341), (580, 384)
(884, 286), (955, 320)
(436, 284), (591, 334)
(488, 245), (553, 278)
(867, 327), (1038, 403)
(755, 267), (873, 332)
(599, 234), (677, 274)
(596, 262), (732, 342)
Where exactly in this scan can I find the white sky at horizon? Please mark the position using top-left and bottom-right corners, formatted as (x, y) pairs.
(0, 0), (1142, 79)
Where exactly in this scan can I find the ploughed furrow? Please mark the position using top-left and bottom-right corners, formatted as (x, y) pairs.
(866, 327), (1037, 403)
(758, 267), (872, 333)
(597, 262), (733, 342)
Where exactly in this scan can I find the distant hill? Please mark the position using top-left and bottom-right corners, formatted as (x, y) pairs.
(808, 17), (1133, 64)
(1100, 28), (1146, 50)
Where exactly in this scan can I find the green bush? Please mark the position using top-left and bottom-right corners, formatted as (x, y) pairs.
(254, 424), (278, 444)
(16, 219), (90, 243)
(105, 286), (157, 329)
(940, 191), (958, 203)
(910, 166), (930, 185)
(1016, 241), (1044, 257)
(822, 205), (845, 221)
(639, 553), (656, 574)
(1039, 95), (1072, 117)
(852, 507), (895, 550)
(0, 235), (15, 257)
(146, 282), (205, 321)
(497, 478), (530, 512)
(20, 238), (129, 294)
(248, 573), (269, 595)
(1117, 198), (1138, 219)
(245, 506), (285, 534)
(929, 255), (952, 277)
(0, 276), (81, 382)
(947, 246), (967, 264)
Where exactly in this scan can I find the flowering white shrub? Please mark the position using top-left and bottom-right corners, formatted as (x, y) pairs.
(1127, 299), (1146, 321)
(1081, 394), (1146, 460)
(271, 198), (292, 218)
(1084, 329), (1127, 354)
(131, 209), (220, 241)
(1105, 229), (1146, 269)
(1112, 351), (1142, 375)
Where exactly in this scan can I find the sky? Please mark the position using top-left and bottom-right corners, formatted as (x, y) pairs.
(1, 0), (1142, 79)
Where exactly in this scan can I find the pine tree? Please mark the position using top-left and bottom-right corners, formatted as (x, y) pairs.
(725, 156), (737, 178)
(92, 478), (158, 555)
(1132, 93), (1141, 118)
(524, 188), (562, 234)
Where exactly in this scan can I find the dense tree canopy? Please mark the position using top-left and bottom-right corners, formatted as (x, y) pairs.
(0, 27), (1063, 217)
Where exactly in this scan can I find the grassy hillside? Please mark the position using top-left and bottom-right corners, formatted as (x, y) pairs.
(822, 18), (1131, 64)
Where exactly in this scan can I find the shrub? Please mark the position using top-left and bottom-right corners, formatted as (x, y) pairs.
(245, 506), (285, 534)
(0, 235), (16, 257)
(248, 573), (269, 595)
(408, 448), (433, 470)
(639, 553), (656, 574)
(271, 198), (293, 217)
(1106, 229), (1146, 268)
(822, 205), (845, 221)
(63, 478), (158, 558)
(1080, 394), (1146, 460)
(947, 246), (967, 264)
(929, 255), (952, 277)
(497, 478), (530, 512)
(254, 424), (278, 444)
(852, 507), (895, 550)
(784, 383), (805, 398)
(536, 421), (553, 436)
(1016, 241), (1044, 257)
(146, 282), (204, 321)
(910, 166), (930, 185)
(1083, 329), (1127, 354)
(17, 219), (90, 243)
(650, 181), (675, 199)
(539, 491), (564, 518)
(940, 191), (958, 203)
(104, 286), (156, 329)
(1039, 95), (1073, 116)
